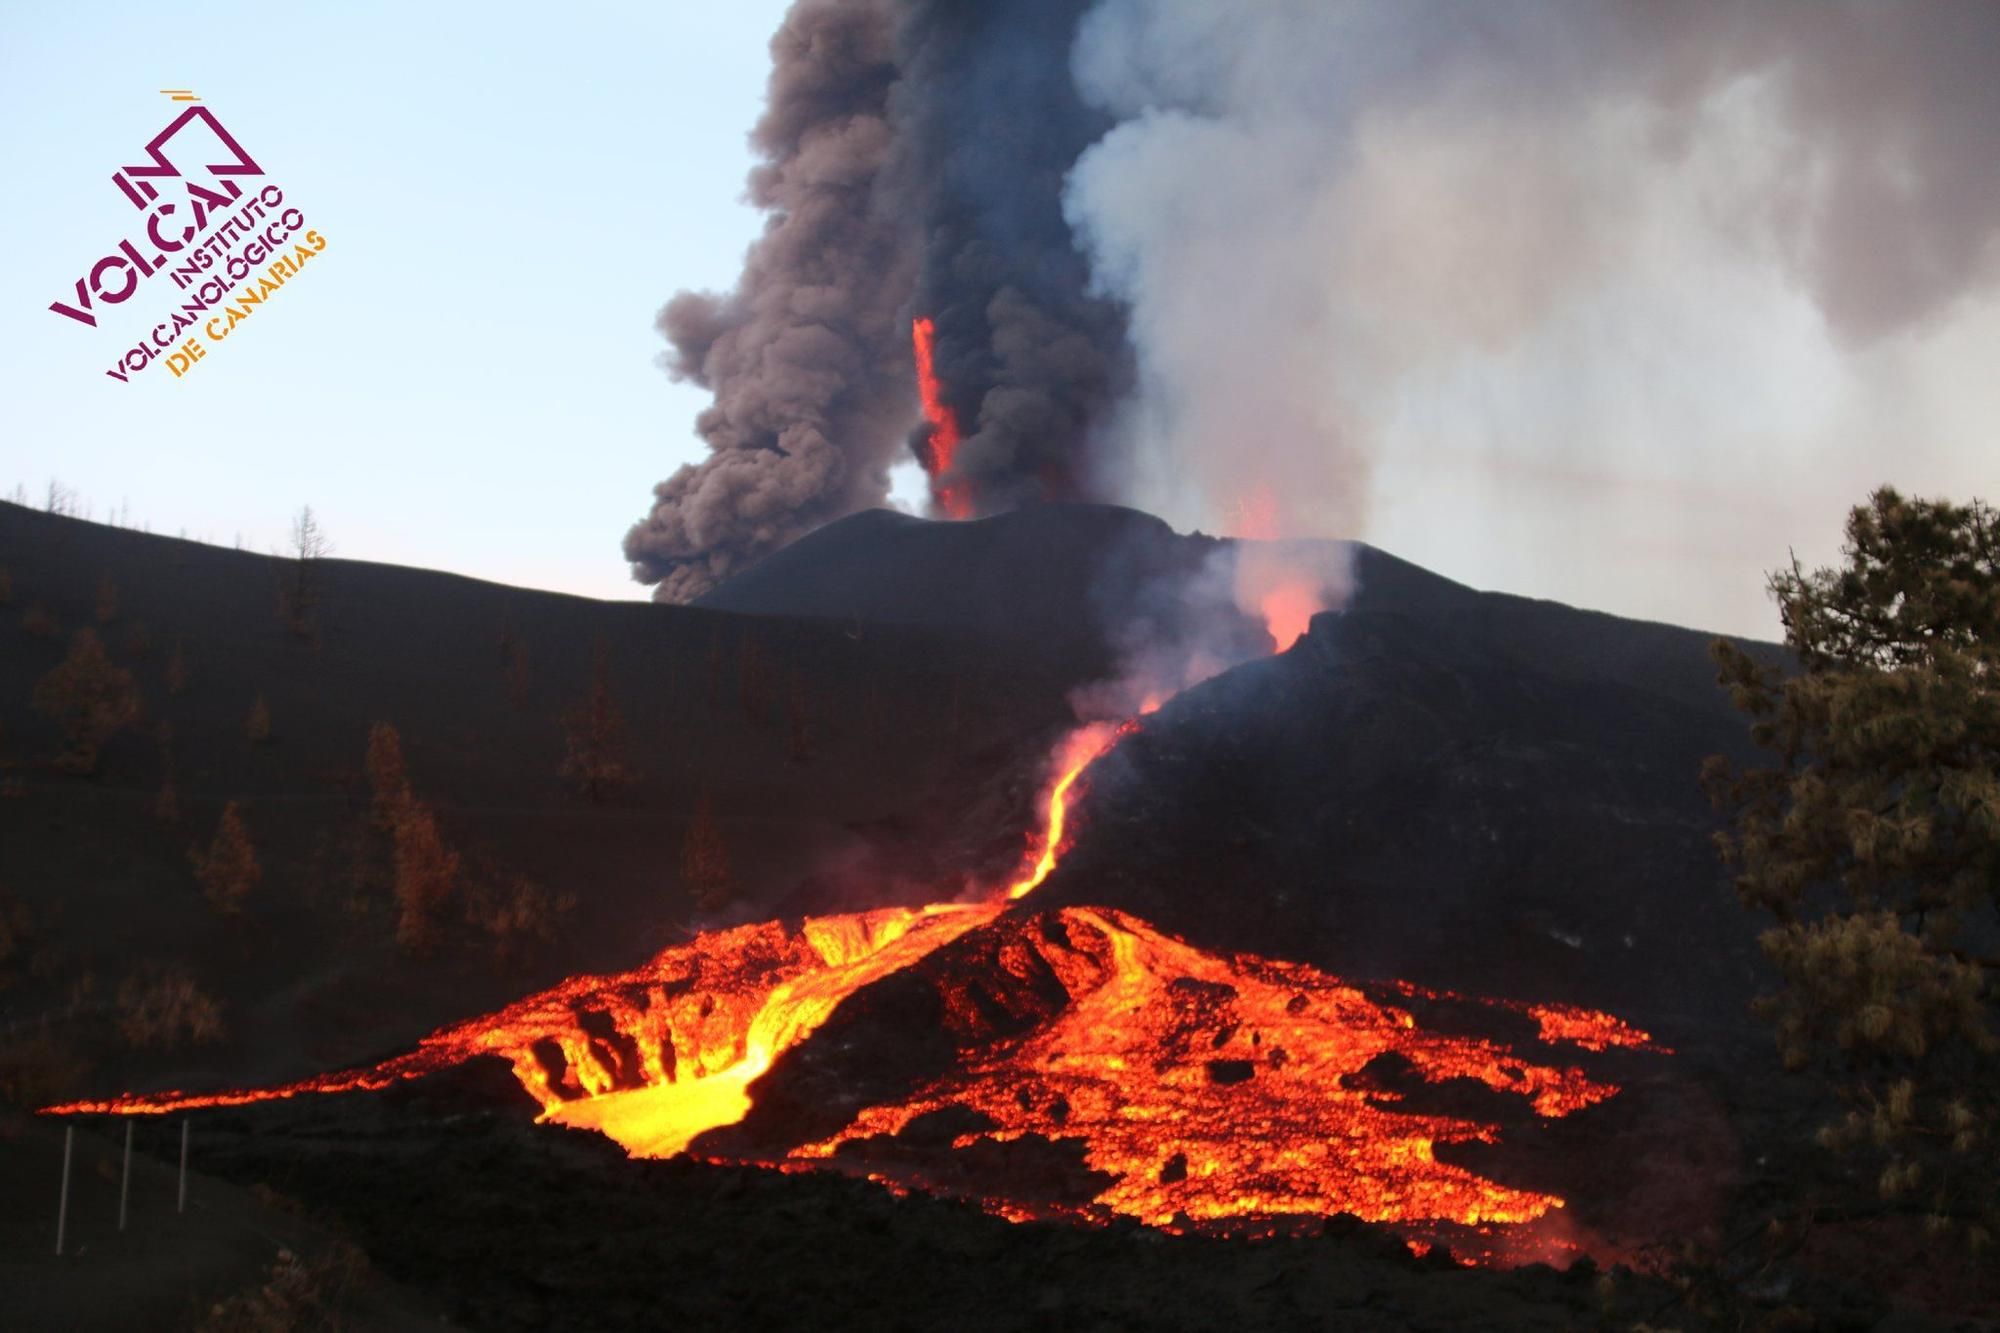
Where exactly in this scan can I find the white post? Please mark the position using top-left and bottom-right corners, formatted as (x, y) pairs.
(55, 1125), (73, 1256)
(177, 1119), (189, 1214)
(119, 1120), (133, 1231)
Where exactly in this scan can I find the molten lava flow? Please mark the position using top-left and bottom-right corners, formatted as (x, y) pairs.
(49, 897), (1662, 1253)
(540, 904), (1003, 1157)
(47, 905), (1003, 1134)
(42, 681), (1671, 1263)
(911, 317), (970, 519)
(799, 907), (1630, 1234)
(1003, 721), (1131, 900)
(1524, 1002), (1668, 1054)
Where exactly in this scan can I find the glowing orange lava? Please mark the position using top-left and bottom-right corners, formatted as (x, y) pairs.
(1258, 581), (1321, 652)
(1225, 482), (1336, 651)
(47, 905), (999, 1133)
(1525, 1002), (1668, 1054)
(44, 705), (1670, 1263)
(911, 316), (971, 519)
(1004, 721), (1130, 900)
(801, 906), (1629, 1231)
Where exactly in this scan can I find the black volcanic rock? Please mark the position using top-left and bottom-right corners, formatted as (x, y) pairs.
(704, 501), (1786, 1045)
(1040, 599), (1780, 1048)
(697, 502), (1248, 673)
(0, 501), (1084, 1097)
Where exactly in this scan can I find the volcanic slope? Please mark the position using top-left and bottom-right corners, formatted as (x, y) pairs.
(705, 501), (1786, 1045)
(0, 500), (1084, 1104)
(3, 498), (1783, 1102)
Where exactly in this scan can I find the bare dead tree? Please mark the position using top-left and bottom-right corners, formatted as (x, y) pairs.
(281, 505), (333, 639)
(290, 505), (333, 562)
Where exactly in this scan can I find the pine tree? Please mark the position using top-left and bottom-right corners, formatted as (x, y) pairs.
(192, 801), (261, 914)
(787, 669), (813, 763)
(1709, 487), (1998, 1246)
(95, 573), (118, 624)
(737, 631), (767, 723)
(680, 793), (733, 913)
(155, 774), (181, 825)
(365, 721), (411, 828)
(153, 723), (181, 824)
(165, 638), (188, 697)
(246, 694), (272, 744)
(498, 615), (532, 708)
(559, 646), (637, 802)
(391, 799), (458, 953)
(32, 628), (141, 774)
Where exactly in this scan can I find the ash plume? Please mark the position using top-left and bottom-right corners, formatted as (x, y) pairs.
(891, 0), (1131, 514)
(627, 0), (1130, 602)
(634, 1), (2000, 627)
(625, 0), (917, 603)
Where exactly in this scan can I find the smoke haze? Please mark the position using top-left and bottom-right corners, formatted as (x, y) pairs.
(635, 0), (2000, 634)
(1065, 0), (2000, 631)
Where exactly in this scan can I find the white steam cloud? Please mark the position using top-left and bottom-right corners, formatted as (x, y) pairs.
(1064, 1), (2000, 635)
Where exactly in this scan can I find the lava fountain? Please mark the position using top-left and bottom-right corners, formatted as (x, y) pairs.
(911, 316), (971, 519)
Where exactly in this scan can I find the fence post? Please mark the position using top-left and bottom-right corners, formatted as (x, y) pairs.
(55, 1124), (74, 1256)
(119, 1120), (133, 1231)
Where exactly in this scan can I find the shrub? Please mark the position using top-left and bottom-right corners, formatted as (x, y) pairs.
(192, 801), (261, 913)
(32, 628), (141, 773)
(0, 1027), (89, 1110)
(198, 1241), (369, 1332)
(116, 965), (224, 1050)
(681, 793), (734, 913)
(0, 885), (31, 991)
(365, 722), (409, 828)
(468, 869), (575, 967)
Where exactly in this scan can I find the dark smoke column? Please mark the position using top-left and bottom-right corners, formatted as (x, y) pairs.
(890, 0), (1130, 515)
(625, 0), (920, 603)
(627, 0), (1130, 602)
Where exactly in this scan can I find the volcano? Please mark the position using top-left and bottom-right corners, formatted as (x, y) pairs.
(8, 499), (1817, 1323)
(40, 507), (1700, 1266)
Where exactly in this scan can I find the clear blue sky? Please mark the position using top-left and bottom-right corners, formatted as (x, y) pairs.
(1, 1), (791, 600)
